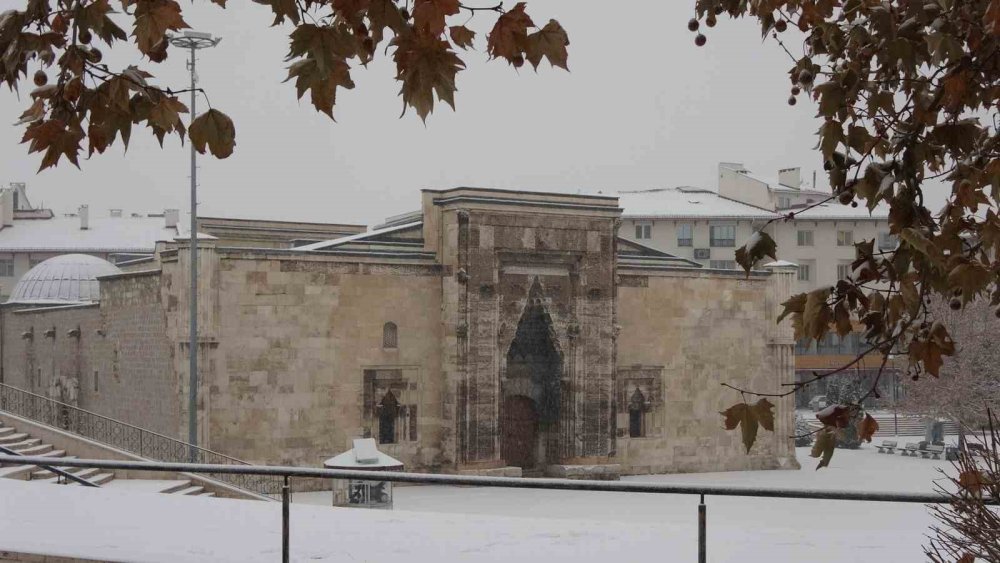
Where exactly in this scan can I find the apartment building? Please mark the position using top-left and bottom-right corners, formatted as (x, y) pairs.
(619, 162), (894, 295)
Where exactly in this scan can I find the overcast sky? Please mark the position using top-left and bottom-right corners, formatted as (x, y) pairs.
(0, 2), (841, 226)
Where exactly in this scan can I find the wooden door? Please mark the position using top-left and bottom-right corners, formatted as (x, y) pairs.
(502, 395), (539, 469)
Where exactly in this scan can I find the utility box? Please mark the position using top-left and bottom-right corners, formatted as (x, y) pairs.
(324, 438), (403, 510)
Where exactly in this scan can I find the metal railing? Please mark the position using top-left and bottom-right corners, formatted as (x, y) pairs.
(0, 382), (283, 499)
(0, 445), (98, 487)
(0, 454), (984, 563)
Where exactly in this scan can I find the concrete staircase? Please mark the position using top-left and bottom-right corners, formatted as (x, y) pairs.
(0, 418), (213, 497)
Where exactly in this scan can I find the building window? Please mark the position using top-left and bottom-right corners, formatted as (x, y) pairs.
(709, 260), (737, 270)
(709, 224), (736, 247)
(628, 388), (646, 438)
(28, 258), (44, 269)
(837, 230), (854, 246)
(0, 259), (13, 277)
(378, 390), (399, 444)
(93, 370), (99, 393)
(382, 322), (398, 349)
(112, 347), (120, 381)
(676, 223), (693, 247)
(878, 232), (898, 251)
(837, 262), (852, 280)
(798, 263), (811, 282)
(778, 196), (791, 209)
(635, 223), (652, 240)
(797, 230), (814, 246)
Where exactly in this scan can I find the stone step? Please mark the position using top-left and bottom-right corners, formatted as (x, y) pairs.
(172, 485), (205, 496)
(67, 472), (114, 486)
(5, 438), (43, 451)
(15, 443), (53, 456)
(32, 462), (91, 480)
(158, 480), (193, 494)
(200, 492), (215, 498)
(35, 467), (104, 485)
(0, 433), (28, 445)
(0, 453), (71, 480)
(0, 427), (16, 436)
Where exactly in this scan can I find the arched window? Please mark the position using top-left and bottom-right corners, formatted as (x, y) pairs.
(628, 388), (645, 438)
(383, 322), (398, 349)
(378, 390), (399, 444)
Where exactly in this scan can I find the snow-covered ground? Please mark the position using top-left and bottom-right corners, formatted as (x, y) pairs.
(0, 441), (957, 562)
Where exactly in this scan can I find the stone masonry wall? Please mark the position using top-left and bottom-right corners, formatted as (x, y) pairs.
(2, 304), (104, 399)
(97, 272), (177, 436)
(209, 254), (445, 472)
(0, 272), (176, 437)
(615, 270), (798, 474)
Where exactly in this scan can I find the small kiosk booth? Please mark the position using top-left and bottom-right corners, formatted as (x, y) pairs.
(324, 438), (404, 509)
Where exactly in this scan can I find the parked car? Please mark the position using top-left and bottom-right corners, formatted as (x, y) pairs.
(808, 395), (829, 412)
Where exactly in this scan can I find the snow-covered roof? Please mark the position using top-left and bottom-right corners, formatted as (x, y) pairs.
(323, 438), (404, 469)
(0, 214), (182, 253)
(618, 188), (778, 220)
(7, 254), (122, 305)
(790, 201), (889, 220)
(295, 221), (423, 251)
(770, 185), (829, 195)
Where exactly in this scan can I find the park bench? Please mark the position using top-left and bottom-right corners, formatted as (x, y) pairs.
(900, 443), (920, 457)
(876, 440), (898, 454)
(919, 444), (945, 460)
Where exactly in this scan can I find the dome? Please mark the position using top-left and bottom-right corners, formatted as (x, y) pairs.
(7, 254), (122, 305)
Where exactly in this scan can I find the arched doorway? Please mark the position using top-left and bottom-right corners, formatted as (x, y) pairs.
(628, 388), (646, 438)
(502, 280), (562, 469)
(502, 395), (539, 469)
(378, 390), (399, 444)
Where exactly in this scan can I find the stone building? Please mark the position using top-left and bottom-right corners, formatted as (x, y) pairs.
(0, 188), (799, 481)
(616, 162), (900, 408)
(0, 183), (365, 300)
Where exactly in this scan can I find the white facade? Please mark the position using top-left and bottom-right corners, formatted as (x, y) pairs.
(619, 162), (893, 295)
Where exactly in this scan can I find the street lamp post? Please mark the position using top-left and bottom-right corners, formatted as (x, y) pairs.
(168, 31), (221, 461)
(887, 355), (900, 436)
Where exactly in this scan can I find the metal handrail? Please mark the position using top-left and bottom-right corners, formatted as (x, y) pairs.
(0, 445), (98, 487)
(0, 454), (963, 503)
(0, 454), (984, 563)
(0, 383), (247, 465)
(0, 382), (283, 498)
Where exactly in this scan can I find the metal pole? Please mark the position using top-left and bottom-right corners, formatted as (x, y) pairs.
(282, 476), (290, 563)
(893, 371), (899, 437)
(698, 494), (706, 563)
(187, 44), (199, 462)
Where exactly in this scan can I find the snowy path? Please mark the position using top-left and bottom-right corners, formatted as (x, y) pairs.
(0, 444), (956, 562)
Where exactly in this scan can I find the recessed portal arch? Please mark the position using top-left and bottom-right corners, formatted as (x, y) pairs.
(501, 279), (563, 470)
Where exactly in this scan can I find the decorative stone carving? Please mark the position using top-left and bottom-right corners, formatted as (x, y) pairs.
(566, 323), (581, 340)
(479, 283), (495, 298)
